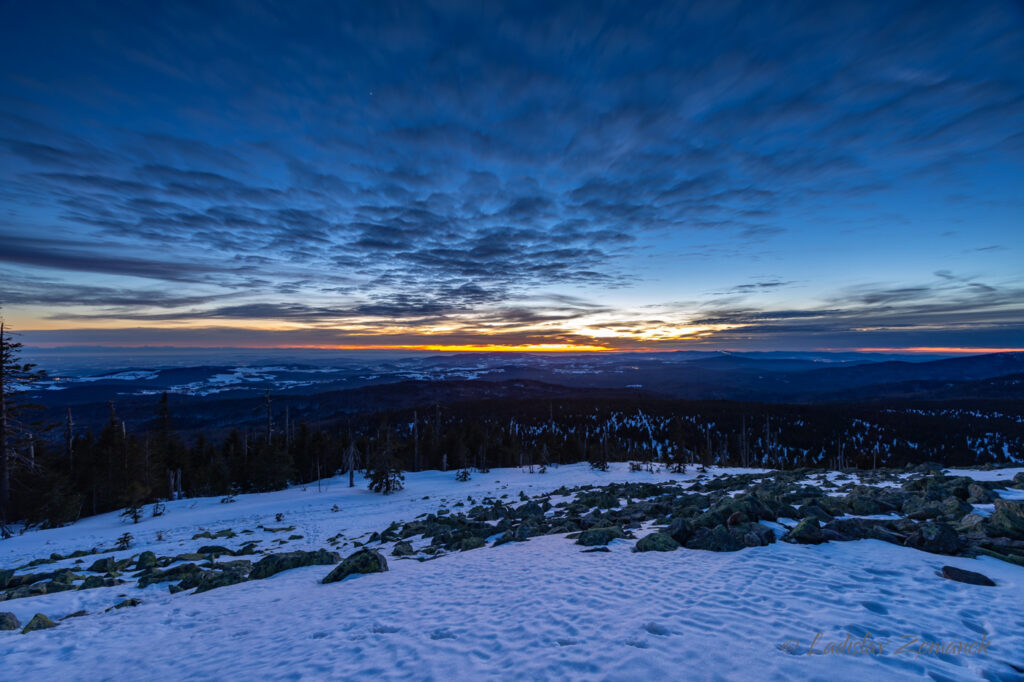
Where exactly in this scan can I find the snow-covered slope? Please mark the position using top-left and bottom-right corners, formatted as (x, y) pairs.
(3, 464), (1024, 680)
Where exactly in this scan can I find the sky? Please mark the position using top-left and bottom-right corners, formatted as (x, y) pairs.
(1, 0), (1022, 353)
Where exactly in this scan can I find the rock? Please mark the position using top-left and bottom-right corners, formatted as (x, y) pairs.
(110, 598), (142, 609)
(1012, 472), (1024, 489)
(666, 517), (692, 545)
(581, 547), (610, 553)
(0, 569), (13, 589)
(685, 525), (744, 552)
(798, 504), (833, 523)
(957, 513), (986, 533)
(457, 536), (486, 551)
(87, 557), (116, 573)
(846, 493), (882, 516)
(967, 483), (996, 504)
(0, 611), (20, 630)
(726, 511), (747, 527)
(575, 526), (626, 547)
(985, 499), (1024, 539)
(391, 541), (415, 557)
(905, 522), (960, 555)
(192, 568), (249, 594)
(322, 549), (388, 584)
(784, 518), (825, 545)
(21, 613), (57, 633)
(173, 553), (207, 562)
(941, 565), (996, 586)
(196, 545), (234, 557)
(135, 551), (158, 570)
(78, 575), (106, 590)
(516, 501), (545, 519)
(137, 562), (202, 588)
(62, 610), (88, 619)
(249, 550), (341, 580)
(903, 497), (943, 521)
(939, 496), (972, 520)
(740, 524), (776, 547)
(635, 533), (680, 552)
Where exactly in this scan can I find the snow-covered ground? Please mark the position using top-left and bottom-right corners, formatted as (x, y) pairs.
(3, 463), (1024, 680)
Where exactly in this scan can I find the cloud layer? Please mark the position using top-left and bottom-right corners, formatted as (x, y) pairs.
(1, 1), (1022, 350)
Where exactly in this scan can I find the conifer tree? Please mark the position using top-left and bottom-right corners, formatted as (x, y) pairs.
(1, 319), (47, 528)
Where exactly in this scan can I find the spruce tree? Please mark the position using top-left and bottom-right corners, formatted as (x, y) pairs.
(0, 319), (47, 528)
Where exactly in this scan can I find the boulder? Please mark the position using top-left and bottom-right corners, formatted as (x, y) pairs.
(0, 611), (19, 630)
(941, 565), (995, 586)
(137, 563), (201, 588)
(78, 575), (106, 590)
(956, 513), (986, 533)
(575, 526), (626, 547)
(798, 504), (833, 523)
(516, 501), (545, 519)
(939, 496), (973, 520)
(391, 541), (415, 557)
(967, 484), (996, 504)
(196, 545), (234, 557)
(0, 569), (13, 589)
(634, 533), (680, 552)
(985, 499), (1024, 540)
(458, 536), (486, 551)
(87, 557), (116, 573)
(111, 598), (142, 609)
(249, 550), (341, 580)
(192, 568), (250, 594)
(905, 522), (960, 555)
(21, 613), (57, 633)
(322, 549), (388, 584)
(666, 517), (693, 545)
(783, 518), (825, 545)
(685, 525), (744, 552)
(846, 493), (882, 516)
(739, 524), (776, 547)
(135, 551), (158, 570)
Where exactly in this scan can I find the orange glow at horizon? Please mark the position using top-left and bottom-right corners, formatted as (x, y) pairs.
(851, 347), (1024, 354)
(278, 343), (616, 352)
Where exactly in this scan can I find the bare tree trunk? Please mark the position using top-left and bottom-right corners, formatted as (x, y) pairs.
(0, 322), (8, 523)
(66, 407), (74, 473)
(265, 390), (272, 445)
(413, 410), (419, 472)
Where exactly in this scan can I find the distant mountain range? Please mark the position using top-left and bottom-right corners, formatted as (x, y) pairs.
(20, 351), (1023, 434)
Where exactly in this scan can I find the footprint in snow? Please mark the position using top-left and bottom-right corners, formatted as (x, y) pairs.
(430, 629), (457, 640)
(860, 601), (888, 615)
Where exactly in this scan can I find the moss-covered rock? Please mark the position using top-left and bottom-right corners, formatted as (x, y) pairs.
(905, 522), (960, 555)
(391, 541), (415, 557)
(575, 526), (626, 547)
(457, 536), (486, 551)
(196, 545), (234, 557)
(685, 525), (744, 552)
(21, 613), (57, 633)
(322, 549), (388, 584)
(783, 518), (825, 545)
(634, 532), (679, 552)
(985, 499), (1024, 540)
(137, 562), (202, 588)
(0, 611), (20, 630)
(249, 549), (340, 580)
(135, 551), (158, 570)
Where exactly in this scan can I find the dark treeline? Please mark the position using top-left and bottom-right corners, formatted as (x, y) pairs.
(6, 387), (1023, 530)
